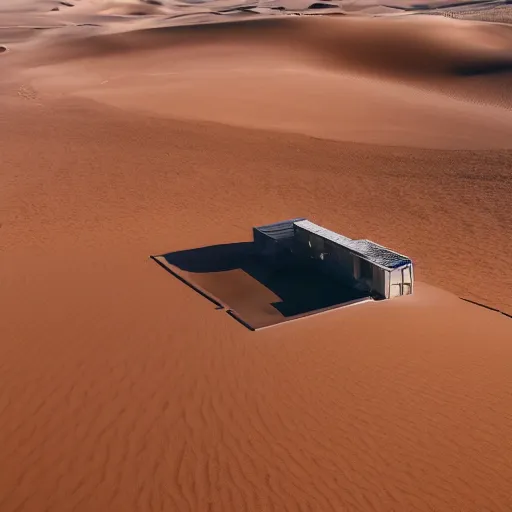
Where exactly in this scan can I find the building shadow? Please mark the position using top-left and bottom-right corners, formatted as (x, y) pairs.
(152, 241), (369, 329)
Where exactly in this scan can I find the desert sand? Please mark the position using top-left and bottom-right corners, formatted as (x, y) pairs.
(1, 0), (512, 510)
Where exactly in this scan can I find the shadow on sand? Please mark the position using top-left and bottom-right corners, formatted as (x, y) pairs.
(152, 241), (369, 330)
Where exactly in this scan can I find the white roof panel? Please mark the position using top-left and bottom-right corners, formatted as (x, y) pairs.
(294, 220), (411, 270)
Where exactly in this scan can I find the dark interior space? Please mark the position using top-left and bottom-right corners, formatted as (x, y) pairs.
(152, 241), (369, 329)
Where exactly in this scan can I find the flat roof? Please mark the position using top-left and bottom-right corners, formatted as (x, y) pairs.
(294, 220), (412, 270)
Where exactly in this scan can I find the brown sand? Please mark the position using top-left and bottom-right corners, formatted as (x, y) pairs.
(1, 1), (512, 511)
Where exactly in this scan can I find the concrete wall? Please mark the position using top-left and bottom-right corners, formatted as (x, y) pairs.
(293, 226), (382, 294)
(293, 228), (356, 282)
(256, 222), (413, 299)
(372, 265), (388, 298)
(253, 228), (277, 257)
(292, 223), (414, 299)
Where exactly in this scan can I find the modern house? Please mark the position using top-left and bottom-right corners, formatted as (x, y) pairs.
(253, 218), (414, 299)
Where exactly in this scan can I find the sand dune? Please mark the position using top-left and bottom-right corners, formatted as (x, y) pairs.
(1, 1), (512, 511)
(28, 14), (512, 78)
(7, 14), (512, 149)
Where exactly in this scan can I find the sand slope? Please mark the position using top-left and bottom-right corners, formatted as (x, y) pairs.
(9, 15), (512, 148)
(1, 1), (512, 511)
(1, 97), (512, 512)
